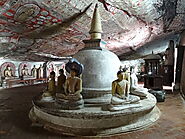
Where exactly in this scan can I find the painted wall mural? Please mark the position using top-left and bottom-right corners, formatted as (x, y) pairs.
(0, 0), (184, 61)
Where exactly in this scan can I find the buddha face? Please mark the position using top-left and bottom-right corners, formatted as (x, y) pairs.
(70, 70), (77, 77)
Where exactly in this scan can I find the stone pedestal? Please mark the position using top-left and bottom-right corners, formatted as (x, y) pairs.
(29, 93), (160, 136)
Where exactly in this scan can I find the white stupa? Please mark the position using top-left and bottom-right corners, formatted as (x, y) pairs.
(74, 4), (121, 104)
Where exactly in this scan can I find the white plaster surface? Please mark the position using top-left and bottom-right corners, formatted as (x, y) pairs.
(74, 49), (121, 91)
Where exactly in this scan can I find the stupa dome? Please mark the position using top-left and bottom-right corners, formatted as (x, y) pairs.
(74, 4), (121, 95)
(74, 48), (121, 91)
(73, 4), (121, 103)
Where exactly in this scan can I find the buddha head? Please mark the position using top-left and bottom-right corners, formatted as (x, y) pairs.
(23, 65), (27, 69)
(70, 69), (78, 77)
(7, 65), (11, 70)
(117, 70), (124, 81)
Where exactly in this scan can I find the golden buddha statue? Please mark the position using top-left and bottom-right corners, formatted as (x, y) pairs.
(4, 65), (13, 78)
(42, 71), (56, 98)
(57, 69), (66, 93)
(109, 70), (141, 110)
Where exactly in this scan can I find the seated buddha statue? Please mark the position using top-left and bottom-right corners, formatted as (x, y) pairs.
(4, 65), (13, 78)
(108, 70), (141, 111)
(42, 71), (56, 99)
(57, 69), (66, 93)
(21, 65), (29, 77)
(111, 70), (130, 105)
(58, 69), (82, 101)
(56, 58), (84, 110)
(130, 66), (148, 98)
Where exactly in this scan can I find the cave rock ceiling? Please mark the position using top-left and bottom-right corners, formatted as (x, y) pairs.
(0, 0), (184, 61)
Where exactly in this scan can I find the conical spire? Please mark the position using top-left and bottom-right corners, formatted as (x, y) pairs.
(89, 4), (102, 39)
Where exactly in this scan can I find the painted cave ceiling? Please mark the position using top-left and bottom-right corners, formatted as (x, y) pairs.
(0, 0), (184, 61)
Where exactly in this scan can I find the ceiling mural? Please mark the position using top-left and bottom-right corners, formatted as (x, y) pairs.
(0, 0), (184, 61)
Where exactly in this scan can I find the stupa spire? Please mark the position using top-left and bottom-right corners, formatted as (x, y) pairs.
(89, 4), (102, 39)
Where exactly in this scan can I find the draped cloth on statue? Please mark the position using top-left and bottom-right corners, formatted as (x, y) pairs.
(130, 68), (148, 98)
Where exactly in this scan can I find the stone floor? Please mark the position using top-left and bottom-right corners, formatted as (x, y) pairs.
(0, 84), (185, 139)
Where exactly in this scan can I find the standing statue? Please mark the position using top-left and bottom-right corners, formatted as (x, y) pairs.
(4, 65), (13, 78)
(130, 66), (148, 98)
(37, 64), (43, 79)
(31, 65), (37, 78)
(42, 71), (56, 98)
(57, 69), (66, 93)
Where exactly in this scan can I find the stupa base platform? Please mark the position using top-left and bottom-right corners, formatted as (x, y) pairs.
(29, 93), (160, 136)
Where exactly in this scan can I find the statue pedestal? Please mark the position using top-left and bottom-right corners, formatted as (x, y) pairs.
(29, 93), (160, 136)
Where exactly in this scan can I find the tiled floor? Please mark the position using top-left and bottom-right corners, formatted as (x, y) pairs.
(0, 84), (185, 139)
